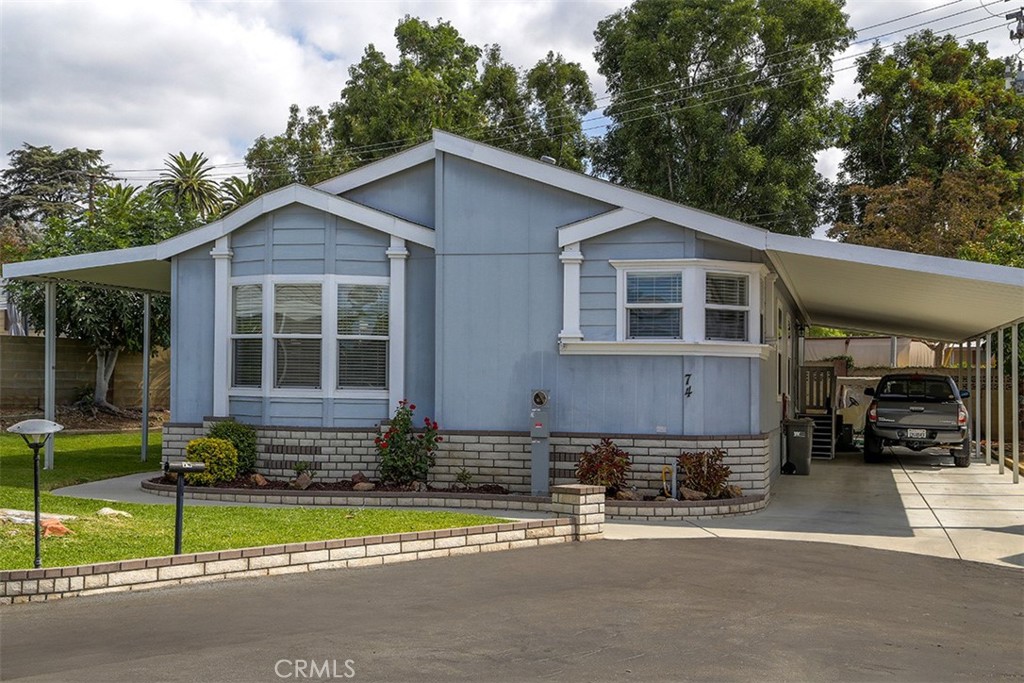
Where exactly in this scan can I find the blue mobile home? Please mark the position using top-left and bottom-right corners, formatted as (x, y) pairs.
(6, 131), (1022, 497)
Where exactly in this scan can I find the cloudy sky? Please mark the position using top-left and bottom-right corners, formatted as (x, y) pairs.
(0, 0), (1018, 183)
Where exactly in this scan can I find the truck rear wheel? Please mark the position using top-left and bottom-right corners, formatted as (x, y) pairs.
(864, 429), (884, 464)
(953, 438), (971, 468)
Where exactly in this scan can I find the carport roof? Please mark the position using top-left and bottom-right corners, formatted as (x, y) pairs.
(3, 132), (1022, 341)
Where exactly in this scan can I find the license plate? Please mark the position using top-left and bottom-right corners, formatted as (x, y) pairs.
(906, 429), (928, 439)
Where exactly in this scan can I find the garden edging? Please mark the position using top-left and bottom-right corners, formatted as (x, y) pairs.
(0, 485), (604, 604)
(139, 479), (768, 519)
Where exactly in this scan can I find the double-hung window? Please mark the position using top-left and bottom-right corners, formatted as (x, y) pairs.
(705, 273), (750, 342)
(274, 284), (322, 389)
(231, 284), (262, 388)
(625, 272), (683, 339)
(337, 284), (389, 389)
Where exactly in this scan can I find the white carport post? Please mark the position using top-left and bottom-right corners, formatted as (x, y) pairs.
(975, 336), (982, 461)
(140, 293), (151, 462)
(43, 281), (56, 470)
(1012, 325), (1019, 484)
(997, 328), (1005, 475)
(986, 333), (993, 466)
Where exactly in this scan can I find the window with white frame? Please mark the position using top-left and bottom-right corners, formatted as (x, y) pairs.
(705, 273), (750, 342)
(231, 284), (262, 388)
(274, 284), (322, 389)
(337, 284), (389, 389)
(625, 272), (683, 339)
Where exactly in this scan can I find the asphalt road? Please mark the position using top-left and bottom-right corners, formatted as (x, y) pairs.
(2, 538), (1022, 682)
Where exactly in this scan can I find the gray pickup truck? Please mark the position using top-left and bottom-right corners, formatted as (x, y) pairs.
(863, 373), (971, 467)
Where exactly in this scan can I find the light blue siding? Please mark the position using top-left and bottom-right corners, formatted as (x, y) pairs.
(403, 243), (436, 418)
(231, 216), (268, 277)
(228, 397), (262, 424)
(697, 237), (759, 262)
(271, 205), (327, 275)
(170, 246), (215, 422)
(342, 161), (435, 228)
(334, 218), (389, 277)
(331, 399), (390, 428)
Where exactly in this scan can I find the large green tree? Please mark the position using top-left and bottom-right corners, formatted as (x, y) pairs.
(593, 0), (852, 236)
(151, 152), (223, 219)
(247, 16), (596, 190)
(829, 31), (1024, 258)
(0, 144), (109, 231)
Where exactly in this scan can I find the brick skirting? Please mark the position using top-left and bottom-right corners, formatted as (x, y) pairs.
(162, 422), (773, 498)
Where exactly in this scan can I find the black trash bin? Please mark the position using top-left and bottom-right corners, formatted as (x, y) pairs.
(784, 418), (815, 475)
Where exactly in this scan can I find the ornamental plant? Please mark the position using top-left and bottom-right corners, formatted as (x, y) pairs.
(207, 419), (258, 475)
(575, 438), (631, 492)
(376, 400), (442, 486)
(677, 448), (732, 498)
(183, 437), (238, 486)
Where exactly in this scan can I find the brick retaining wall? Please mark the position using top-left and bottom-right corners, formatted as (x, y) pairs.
(0, 485), (602, 604)
(162, 422), (772, 498)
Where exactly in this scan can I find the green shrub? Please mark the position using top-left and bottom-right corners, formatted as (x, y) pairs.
(184, 437), (238, 486)
(207, 419), (258, 475)
(575, 438), (632, 491)
(677, 448), (731, 498)
(376, 400), (441, 486)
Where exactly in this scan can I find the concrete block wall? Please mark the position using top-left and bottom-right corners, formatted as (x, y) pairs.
(160, 422), (771, 496)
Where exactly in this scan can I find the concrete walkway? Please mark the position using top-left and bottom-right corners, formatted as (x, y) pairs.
(53, 451), (1024, 568)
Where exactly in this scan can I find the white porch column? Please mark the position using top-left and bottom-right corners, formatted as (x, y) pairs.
(998, 328), (1005, 474)
(559, 243), (584, 342)
(386, 236), (409, 408)
(141, 293), (151, 462)
(210, 237), (233, 417)
(44, 281), (56, 470)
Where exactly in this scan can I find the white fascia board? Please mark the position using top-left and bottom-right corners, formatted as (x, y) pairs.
(2, 244), (159, 279)
(314, 142), (436, 194)
(157, 184), (436, 260)
(762, 251), (811, 324)
(767, 233), (1024, 287)
(560, 340), (772, 360)
(433, 130), (769, 249)
(558, 208), (648, 247)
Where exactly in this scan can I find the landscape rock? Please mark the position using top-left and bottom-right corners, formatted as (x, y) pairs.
(614, 490), (637, 501)
(96, 507), (132, 518)
(0, 509), (77, 525)
(40, 519), (73, 537)
(680, 487), (708, 501)
(410, 480), (427, 492)
(353, 482), (376, 492)
(724, 485), (743, 499)
(251, 473), (269, 487)
(292, 472), (313, 490)
(351, 472), (368, 485)
(654, 495), (667, 502)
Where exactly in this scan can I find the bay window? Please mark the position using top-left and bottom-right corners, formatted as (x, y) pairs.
(337, 284), (388, 389)
(231, 284), (262, 388)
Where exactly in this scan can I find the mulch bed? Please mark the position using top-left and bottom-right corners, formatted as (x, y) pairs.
(150, 474), (510, 495)
(1, 406), (168, 432)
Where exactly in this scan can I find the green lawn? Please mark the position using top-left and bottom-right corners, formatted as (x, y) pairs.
(0, 431), (502, 570)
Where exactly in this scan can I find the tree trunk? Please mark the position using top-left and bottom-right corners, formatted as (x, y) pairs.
(93, 348), (124, 413)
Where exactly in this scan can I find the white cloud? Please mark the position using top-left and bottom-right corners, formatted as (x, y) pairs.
(1, 0), (1017, 183)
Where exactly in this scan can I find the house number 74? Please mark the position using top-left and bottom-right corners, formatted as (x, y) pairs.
(684, 373), (693, 398)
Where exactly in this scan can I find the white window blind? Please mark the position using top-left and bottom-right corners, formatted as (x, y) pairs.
(625, 272), (682, 339)
(231, 284), (262, 388)
(705, 273), (749, 341)
(274, 284), (322, 388)
(337, 284), (388, 389)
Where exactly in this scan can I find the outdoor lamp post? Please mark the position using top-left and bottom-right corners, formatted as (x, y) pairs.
(7, 419), (64, 568)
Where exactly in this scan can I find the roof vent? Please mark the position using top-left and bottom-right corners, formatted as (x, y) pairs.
(539, 155), (556, 165)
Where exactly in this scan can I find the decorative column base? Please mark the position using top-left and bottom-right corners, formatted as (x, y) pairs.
(550, 484), (605, 541)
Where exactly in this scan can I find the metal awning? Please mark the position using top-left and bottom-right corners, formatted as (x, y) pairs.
(766, 234), (1024, 342)
(1, 245), (169, 293)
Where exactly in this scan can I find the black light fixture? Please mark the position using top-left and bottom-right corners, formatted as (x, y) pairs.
(7, 419), (64, 568)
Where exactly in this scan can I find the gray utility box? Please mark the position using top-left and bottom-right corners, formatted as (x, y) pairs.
(784, 418), (815, 475)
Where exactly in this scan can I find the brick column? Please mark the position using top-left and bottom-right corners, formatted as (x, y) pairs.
(550, 484), (604, 541)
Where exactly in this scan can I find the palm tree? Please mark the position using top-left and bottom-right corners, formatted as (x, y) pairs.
(151, 152), (222, 219)
(100, 183), (140, 214)
(220, 175), (258, 214)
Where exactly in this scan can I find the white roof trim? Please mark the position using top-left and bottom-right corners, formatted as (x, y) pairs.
(434, 130), (769, 249)
(157, 184), (435, 259)
(314, 141), (436, 195)
(3, 244), (158, 280)
(558, 208), (648, 247)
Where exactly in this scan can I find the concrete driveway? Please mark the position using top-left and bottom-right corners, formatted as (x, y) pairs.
(2, 538), (1021, 682)
(607, 451), (1024, 568)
